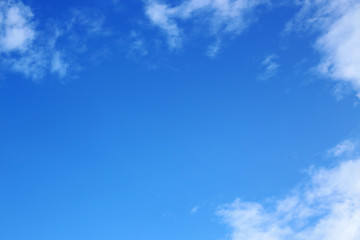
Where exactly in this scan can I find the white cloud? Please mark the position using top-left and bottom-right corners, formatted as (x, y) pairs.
(287, 0), (360, 97)
(0, 0), (35, 52)
(0, 0), (65, 80)
(327, 139), (356, 157)
(145, 0), (266, 52)
(1, 32), (65, 80)
(218, 158), (360, 240)
(317, 3), (360, 97)
(0, 1), (108, 81)
(7, 47), (48, 80)
(284, 0), (359, 33)
(145, 2), (181, 49)
(51, 51), (68, 78)
(258, 54), (279, 80)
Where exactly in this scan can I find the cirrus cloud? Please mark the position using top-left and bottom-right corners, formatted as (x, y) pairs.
(0, 1), (109, 81)
(145, 0), (267, 53)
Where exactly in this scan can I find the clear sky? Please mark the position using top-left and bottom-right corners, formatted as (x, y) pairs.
(1, 0), (360, 239)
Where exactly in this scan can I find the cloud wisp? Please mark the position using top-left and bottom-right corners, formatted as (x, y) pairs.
(327, 139), (356, 158)
(218, 157), (360, 240)
(145, 0), (267, 53)
(0, 1), (109, 81)
(258, 54), (279, 80)
(286, 0), (360, 98)
(0, 0), (35, 53)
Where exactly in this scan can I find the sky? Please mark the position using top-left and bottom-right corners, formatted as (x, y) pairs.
(1, 0), (360, 239)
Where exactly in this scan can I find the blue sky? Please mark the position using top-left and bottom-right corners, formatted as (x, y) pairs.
(1, 0), (360, 239)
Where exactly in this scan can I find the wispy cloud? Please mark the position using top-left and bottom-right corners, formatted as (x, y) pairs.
(206, 38), (221, 58)
(258, 54), (279, 80)
(145, 0), (267, 54)
(0, 0), (49, 80)
(0, 0), (35, 52)
(327, 139), (356, 158)
(128, 31), (149, 57)
(286, 0), (360, 98)
(51, 51), (68, 78)
(218, 157), (360, 240)
(145, 2), (181, 49)
(0, 1), (109, 81)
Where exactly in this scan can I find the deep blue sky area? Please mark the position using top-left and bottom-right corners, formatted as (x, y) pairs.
(1, 1), (360, 240)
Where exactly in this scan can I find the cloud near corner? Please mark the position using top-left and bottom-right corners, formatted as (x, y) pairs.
(217, 157), (360, 240)
(286, 0), (360, 98)
(0, 0), (109, 81)
(0, 0), (35, 53)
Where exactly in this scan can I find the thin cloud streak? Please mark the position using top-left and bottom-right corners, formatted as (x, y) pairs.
(327, 139), (356, 158)
(145, 0), (267, 54)
(258, 54), (279, 81)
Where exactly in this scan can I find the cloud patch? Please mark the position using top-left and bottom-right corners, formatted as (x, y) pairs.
(145, 0), (267, 53)
(287, 0), (360, 98)
(0, 0), (35, 52)
(327, 139), (356, 158)
(218, 158), (360, 240)
(258, 54), (279, 80)
(0, 1), (108, 81)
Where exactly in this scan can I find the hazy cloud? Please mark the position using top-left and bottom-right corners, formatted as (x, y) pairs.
(327, 139), (356, 158)
(258, 54), (279, 80)
(145, 0), (267, 54)
(206, 38), (221, 58)
(191, 205), (200, 214)
(0, 0), (35, 52)
(0, 1), (109, 81)
(286, 0), (360, 98)
(218, 158), (360, 240)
